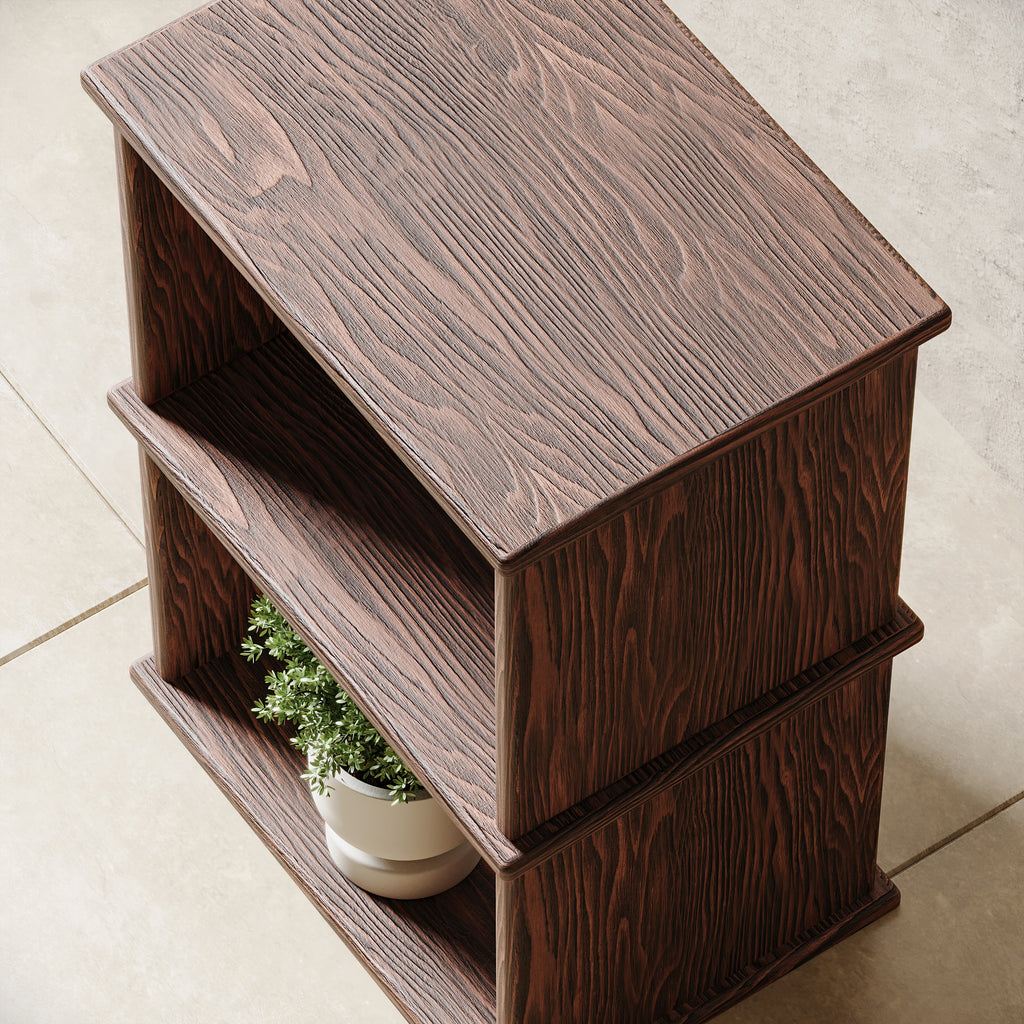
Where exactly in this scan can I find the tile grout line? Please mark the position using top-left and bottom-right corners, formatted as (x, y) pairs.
(0, 363), (146, 546)
(888, 789), (1024, 878)
(0, 579), (149, 670)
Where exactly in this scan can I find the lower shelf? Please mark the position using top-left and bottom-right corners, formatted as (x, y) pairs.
(131, 622), (910, 1023)
(130, 652), (497, 1024)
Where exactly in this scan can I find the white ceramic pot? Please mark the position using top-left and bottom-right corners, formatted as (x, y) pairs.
(310, 766), (480, 899)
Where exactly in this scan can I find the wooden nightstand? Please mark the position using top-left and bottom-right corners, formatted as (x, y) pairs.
(83, 1), (949, 1020)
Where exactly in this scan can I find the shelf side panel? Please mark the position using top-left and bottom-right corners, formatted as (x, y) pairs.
(497, 662), (894, 1023)
(140, 451), (257, 679)
(503, 600), (920, 874)
(497, 350), (916, 835)
(117, 136), (282, 402)
(131, 653), (497, 1024)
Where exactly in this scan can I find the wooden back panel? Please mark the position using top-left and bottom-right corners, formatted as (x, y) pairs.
(117, 137), (281, 403)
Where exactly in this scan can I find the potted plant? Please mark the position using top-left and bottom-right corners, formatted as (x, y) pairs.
(242, 596), (479, 899)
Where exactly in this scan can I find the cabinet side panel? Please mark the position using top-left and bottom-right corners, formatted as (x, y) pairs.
(141, 453), (257, 679)
(117, 134), (281, 402)
(498, 664), (892, 1023)
(497, 352), (915, 835)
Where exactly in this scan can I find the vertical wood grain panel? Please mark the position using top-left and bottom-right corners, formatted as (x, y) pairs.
(117, 135), (281, 402)
(498, 664), (893, 1023)
(141, 453), (256, 680)
(498, 352), (915, 835)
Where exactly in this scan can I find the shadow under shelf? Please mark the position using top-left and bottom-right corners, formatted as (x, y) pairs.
(131, 650), (497, 1024)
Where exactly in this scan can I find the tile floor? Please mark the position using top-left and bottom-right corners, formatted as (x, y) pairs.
(1, 1), (1021, 1021)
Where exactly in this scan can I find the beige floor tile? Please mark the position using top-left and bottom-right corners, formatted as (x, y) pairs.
(0, 191), (144, 538)
(669, 0), (1024, 494)
(717, 799), (1024, 1024)
(878, 395), (1024, 871)
(0, 0), (198, 539)
(0, 375), (144, 658)
(0, 589), (403, 1024)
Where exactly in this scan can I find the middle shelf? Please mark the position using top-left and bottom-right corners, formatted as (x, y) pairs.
(109, 331), (511, 864)
(108, 328), (925, 877)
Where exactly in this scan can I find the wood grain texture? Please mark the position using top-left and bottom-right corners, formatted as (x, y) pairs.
(504, 600), (921, 875)
(88, 5), (939, 1018)
(84, 0), (949, 564)
(131, 652), (496, 1024)
(672, 868), (900, 1024)
(117, 135), (281, 403)
(140, 451), (257, 679)
(498, 663), (895, 1024)
(498, 349), (917, 834)
(109, 334), (504, 867)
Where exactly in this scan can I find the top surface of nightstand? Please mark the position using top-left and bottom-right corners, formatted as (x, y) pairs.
(84, 0), (948, 565)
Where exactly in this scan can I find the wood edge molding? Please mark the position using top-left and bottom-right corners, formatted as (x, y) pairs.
(498, 601), (922, 878)
(496, 314), (947, 574)
(493, 571), (513, 849)
(665, 867), (900, 1024)
(114, 130), (146, 392)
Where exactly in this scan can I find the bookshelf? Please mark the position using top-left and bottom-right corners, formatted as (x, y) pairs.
(83, 1), (948, 1019)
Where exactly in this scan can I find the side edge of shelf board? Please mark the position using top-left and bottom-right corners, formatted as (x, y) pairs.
(670, 868), (900, 1024)
(107, 333), (510, 867)
(503, 599), (923, 876)
(130, 651), (497, 1024)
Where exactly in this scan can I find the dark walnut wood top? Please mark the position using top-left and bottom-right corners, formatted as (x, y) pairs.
(84, 0), (948, 566)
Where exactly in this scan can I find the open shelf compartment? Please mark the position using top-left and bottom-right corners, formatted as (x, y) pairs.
(128, 601), (920, 1024)
(109, 331), (512, 866)
(131, 651), (496, 1024)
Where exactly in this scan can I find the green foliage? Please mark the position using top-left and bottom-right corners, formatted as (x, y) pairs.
(243, 596), (423, 803)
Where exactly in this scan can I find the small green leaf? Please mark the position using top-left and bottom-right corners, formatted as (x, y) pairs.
(242, 596), (424, 799)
